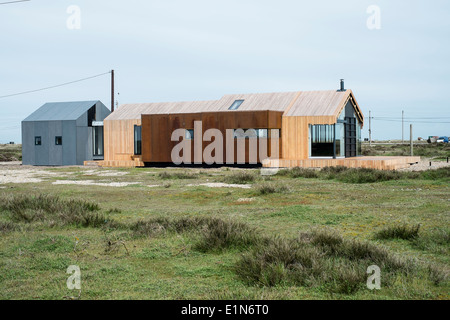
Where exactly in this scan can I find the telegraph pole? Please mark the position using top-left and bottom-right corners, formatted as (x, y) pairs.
(111, 69), (115, 112)
(410, 124), (413, 156)
(402, 110), (404, 144)
(369, 110), (372, 146)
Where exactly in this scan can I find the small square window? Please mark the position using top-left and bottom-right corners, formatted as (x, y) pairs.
(55, 136), (62, 145)
(35, 136), (41, 145)
(228, 99), (244, 110)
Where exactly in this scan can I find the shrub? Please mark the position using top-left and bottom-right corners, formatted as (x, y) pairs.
(194, 219), (261, 252)
(283, 167), (319, 179)
(411, 228), (450, 254)
(234, 238), (323, 287)
(375, 224), (420, 241)
(256, 183), (290, 195)
(158, 171), (198, 179)
(223, 171), (255, 184)
(0, 194), (108, 228)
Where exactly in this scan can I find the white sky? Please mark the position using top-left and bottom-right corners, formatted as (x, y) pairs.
(0, 0), (449, 143)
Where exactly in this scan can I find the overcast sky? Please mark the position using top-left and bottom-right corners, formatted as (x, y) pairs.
(1, 0), (449, 143)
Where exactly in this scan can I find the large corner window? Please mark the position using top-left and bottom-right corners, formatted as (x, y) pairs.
(93, 126), (104, 156)
(134, 125), (142, 155)
(55, 136), (62, 145)
(311, 125), (334, 157)
(35, 136), (41, 146)
(228, 99), (244, 110)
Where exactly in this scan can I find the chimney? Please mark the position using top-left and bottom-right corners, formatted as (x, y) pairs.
(339, 79), (346, 92)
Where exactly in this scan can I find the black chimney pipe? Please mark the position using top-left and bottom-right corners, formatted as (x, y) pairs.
(340, 79), (345, 91)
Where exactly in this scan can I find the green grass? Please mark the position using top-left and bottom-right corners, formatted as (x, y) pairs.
(362, 142), (450, 160)
(0, 151), (449, 299)
(277, 166), (449, 184)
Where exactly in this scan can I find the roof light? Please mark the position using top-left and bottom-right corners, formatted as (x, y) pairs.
(228, 99), (244, 110)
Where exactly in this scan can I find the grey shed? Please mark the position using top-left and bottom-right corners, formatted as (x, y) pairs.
(22, 101), (111, 166)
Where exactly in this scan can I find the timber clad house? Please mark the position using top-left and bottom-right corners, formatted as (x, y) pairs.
(21, 83), (420, 169)
(98, 83), (419, 170)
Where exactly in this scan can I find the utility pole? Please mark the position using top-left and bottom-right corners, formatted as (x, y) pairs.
(111, 69), (115, 112)
(369, 110), (372, 146)
(402, 110), (404, 144)
(410, 124), (413, 156)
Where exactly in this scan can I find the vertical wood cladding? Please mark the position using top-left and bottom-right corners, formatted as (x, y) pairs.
(141, 110), (283, 164)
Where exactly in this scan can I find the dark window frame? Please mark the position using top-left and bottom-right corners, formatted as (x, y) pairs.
(93, 126), (104, 157)
(35, 136), (42, 146)
(134, 125), (142, 155)
(55, 136), (62, 146)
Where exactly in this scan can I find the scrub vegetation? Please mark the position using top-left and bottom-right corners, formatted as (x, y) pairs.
(0, 145), (449, 300)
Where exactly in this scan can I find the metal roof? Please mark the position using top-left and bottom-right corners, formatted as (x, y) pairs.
(23, 101), (101, 122)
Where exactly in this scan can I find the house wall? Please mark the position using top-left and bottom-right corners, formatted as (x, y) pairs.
(103, 119), (141, 162)
(141, 110), (283, 164)
(281, 115), (336, 160)
(21, 120), (78, 166)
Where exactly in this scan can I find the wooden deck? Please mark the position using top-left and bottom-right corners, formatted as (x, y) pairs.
(86, 156), (421, 170)
(84, 155), (145, 168)
(262, 156), (421, 170)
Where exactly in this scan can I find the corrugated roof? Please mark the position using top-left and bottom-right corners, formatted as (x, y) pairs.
(105, 90), (362, 122)
(23, 101), (100, 122)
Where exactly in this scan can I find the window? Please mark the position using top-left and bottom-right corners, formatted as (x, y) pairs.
(185, 129), (194, 140)
(93, 127), (104, 156)
(35, 136), (41, 146)
(228, 99), (244, 110)
(55, 136), (62, 145)
(134, 125), (142, 155)
(233, 129), (274, 139)
(310, 125), (335, 157)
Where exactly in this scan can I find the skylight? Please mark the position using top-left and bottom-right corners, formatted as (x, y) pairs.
(228, 99), (244, 110)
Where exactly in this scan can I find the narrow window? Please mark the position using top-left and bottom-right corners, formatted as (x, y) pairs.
(134, 125), (142, 155)
(55, 136), (62, 145)
(35, 136), (41, 146)
(93, 127), (104, 156)
(228, 99), (244, 110)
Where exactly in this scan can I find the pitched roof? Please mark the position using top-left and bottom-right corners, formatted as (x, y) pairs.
(105, 100), (218, 120)
(105, 90), (363, 123)
(284, 90), (349, 116)
(23, 101), (100, 122)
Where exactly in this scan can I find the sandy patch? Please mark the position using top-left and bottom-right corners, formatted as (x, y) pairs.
(0, 169), (59, 184)
(187, 182), (252, 189)
(52, 180), (140, 187)
(80, 170), (129, 177)
(237, 198), (255, 202)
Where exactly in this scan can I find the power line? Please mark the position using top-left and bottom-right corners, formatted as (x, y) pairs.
(372, 118), (450, 124)
(0, 0), (30, 5)
(374, 116), (450, 120)
(0, 71), (112, 99)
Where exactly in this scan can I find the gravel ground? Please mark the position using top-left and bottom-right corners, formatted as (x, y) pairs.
(399, 158), (450, 172)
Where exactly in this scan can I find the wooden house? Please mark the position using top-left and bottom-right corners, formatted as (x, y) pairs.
(98, 83), (419, 170)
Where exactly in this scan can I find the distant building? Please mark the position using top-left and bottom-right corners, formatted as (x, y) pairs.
(22, 101), (110, 166)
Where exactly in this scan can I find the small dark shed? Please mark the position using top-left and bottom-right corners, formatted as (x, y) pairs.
(22, 100), (110, 166)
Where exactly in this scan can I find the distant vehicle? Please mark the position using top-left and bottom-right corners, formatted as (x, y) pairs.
(427, 136), (438, 143)
(436, 136), (449, 143)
